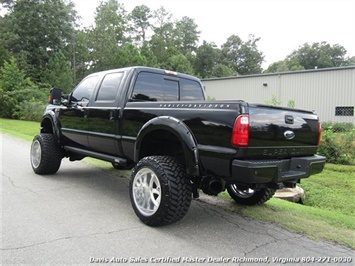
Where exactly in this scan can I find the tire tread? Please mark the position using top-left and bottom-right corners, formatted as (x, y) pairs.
(31, 133), (62, 175)
(130, 156), (192, 226)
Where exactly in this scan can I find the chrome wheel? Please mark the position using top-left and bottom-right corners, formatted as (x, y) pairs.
(229, 184), (255, 198)
(30, 139), (42, 168)
(227, 184), (276, 205)
(129, 156), (192, 226)
(132, 167), (161, 216)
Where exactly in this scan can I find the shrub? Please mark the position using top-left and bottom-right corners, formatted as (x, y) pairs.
(0, 57), (49, 121)
(322, 122), (353, 132)
(12, 98), (46, 122)
(318, 123), (355, 165)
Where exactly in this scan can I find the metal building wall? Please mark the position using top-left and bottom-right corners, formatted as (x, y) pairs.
(202, 66), (355, 124)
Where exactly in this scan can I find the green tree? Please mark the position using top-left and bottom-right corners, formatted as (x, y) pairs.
(194, 41), (220, 78)
(0, 57), (47, 119)
(0, 0), (77, 81)
(174, 16), (200, 55)
(286, 42), (352, 70)
(149, 7), (201, 73)
(129, 5), (152, 45)
(113, 43), (146, 67)
(0, 57), (26, 118)
(43, 50), (73, 93)
(151, 6), (173, 39)
(89, 0), (129, 71)
(264, 60), (290, 73)
(140, 42), (159, 68)
(0, 45), (11, 68)
(221, 34), (264, 75)
(71, 29), (92, 83)
(211, 63), (237, 78)
(166, 53), (193, 74)
(149, 7), (175, 64)
(347, 56), (355, 65)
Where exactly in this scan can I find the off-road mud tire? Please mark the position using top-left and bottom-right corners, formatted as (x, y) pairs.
(30, 133), (62, 175)
(129, 156), (192, 226)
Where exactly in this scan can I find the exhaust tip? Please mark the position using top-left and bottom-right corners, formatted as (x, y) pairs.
(201, 177), (224, 196)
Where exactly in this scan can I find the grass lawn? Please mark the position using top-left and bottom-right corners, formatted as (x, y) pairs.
(1, 118), (354, 249)
(220, 163), (355, 248)
(0, 118), (41, 142)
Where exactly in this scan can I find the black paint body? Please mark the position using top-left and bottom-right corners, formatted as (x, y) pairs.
(41, 67), (326, 189)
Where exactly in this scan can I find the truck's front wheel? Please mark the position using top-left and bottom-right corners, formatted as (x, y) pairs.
(30, 133), (62, 175)
(227, 184), (275, 205)
(129, 156), (192, 226)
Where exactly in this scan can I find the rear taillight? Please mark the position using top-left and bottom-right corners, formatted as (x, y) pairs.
(317, 122), (322, 146)
(232, 115), (249, 147)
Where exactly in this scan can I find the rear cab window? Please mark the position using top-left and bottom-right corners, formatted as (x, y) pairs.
(131, 71), (204, 101)
(180, 78), (204, 100)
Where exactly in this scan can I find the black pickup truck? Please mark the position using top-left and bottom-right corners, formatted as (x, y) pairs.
(30, 66), (326, 226)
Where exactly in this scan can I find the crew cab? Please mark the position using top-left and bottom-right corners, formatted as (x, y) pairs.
(30, 66), (326, 226)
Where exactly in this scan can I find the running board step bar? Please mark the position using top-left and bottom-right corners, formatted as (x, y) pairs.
(64, 146), (127, 164)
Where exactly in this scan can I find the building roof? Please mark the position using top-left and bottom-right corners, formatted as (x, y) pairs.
(202, 65), (355, 81)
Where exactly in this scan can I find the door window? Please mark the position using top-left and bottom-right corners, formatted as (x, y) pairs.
(132, 72), (164, 101)
(131, 72), (203, 101)
(71, 75), (99, 103)
(96, 72), (124, 101)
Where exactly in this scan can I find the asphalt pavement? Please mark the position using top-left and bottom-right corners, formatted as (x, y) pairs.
(1, 133), (354, 265)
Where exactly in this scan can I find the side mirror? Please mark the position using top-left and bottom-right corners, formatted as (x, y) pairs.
(48, 88), (62, 105)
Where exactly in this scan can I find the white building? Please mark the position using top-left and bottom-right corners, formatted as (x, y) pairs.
(202, 66), (355, 124)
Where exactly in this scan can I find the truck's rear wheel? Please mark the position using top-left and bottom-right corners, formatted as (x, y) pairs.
(227, 184), (275, 205)
(129, 156), (192, 226)
(30, 133), (62, 175)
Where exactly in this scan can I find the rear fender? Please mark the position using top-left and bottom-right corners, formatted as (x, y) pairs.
(135, 116), (200, 176)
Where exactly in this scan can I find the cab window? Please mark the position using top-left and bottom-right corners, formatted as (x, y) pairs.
(96, 72), (123, 101)
(180, 78), (204, 101)
(132, 72), (164, 101)
(132, 72), (202, 101)
(71, 75), (99, 103)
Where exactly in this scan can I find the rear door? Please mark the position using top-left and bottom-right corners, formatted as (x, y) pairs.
(87, 71), (124, 155)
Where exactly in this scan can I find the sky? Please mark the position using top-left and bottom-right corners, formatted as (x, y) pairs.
(72, 0), (355, 69)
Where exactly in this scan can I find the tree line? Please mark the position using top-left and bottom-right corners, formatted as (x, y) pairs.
(0, 0), (354, 120)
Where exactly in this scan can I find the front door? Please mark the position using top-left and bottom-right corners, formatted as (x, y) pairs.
(59, 75), (100, 148)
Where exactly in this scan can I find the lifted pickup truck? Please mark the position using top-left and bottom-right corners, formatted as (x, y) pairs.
(30, 66), (326, 226)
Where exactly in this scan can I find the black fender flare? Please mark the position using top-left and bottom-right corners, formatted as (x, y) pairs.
(135, 116), (200, 176)
(40, 110), (61, 141)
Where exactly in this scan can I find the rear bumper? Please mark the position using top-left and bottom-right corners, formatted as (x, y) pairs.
(231, 155), (326, 185)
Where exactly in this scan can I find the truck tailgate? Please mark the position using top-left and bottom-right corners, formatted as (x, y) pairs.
(247, 104), (320, 158)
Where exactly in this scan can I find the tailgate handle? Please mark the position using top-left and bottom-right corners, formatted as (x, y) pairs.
(285, 115), (294, 124)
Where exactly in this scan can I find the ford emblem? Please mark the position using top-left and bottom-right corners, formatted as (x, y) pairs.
(284, 130), (295, 140)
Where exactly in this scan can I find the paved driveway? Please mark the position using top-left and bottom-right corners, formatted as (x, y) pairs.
(1, 133), (354, 265)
